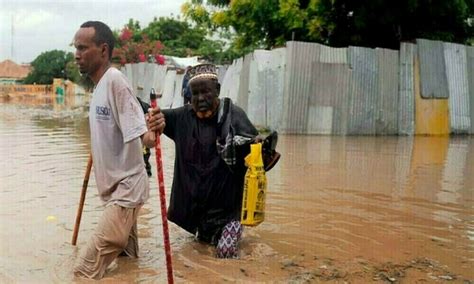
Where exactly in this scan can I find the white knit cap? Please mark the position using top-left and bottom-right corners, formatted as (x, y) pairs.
(187, 64), (218, 84)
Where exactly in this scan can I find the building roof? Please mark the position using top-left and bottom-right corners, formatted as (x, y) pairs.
(0, 60), (31, 79)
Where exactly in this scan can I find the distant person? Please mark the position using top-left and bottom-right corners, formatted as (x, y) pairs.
(146, 64), (280, 258)
(72, 20), (165, 279)
(181, 66), (192, 105)
(55, 83), (65, 105)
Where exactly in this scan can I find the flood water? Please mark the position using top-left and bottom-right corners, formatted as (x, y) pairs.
(0, 102), (473, 283)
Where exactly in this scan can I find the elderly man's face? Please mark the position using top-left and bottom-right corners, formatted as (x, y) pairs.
(189, 79), (220, 119)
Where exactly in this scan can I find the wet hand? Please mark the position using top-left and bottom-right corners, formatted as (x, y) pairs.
(146, 107), (165, 135)
(254, 135), (265, 143)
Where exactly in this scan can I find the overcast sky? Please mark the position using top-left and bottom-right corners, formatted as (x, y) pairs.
(0, 0), (186, 64)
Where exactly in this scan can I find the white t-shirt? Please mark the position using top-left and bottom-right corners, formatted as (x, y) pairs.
(89, 67), (149, 207)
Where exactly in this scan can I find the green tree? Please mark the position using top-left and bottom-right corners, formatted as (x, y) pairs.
(143, 17), (198, 56)
(182, 0), (473, 53)
(182, 0), (322, 55)
(315, 0), (473, 48)
(113, 25), (165, 64)
(24, 50), (77, 84)
(142, 16), (224, 59)
(113, 17), (229, 64)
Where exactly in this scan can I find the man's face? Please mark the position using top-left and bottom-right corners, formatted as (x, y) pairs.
(189, 79), (219, 119)
(73, 27), (105, 76)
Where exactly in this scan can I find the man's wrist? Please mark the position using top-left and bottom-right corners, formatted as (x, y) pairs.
(143, 130), (156, 148)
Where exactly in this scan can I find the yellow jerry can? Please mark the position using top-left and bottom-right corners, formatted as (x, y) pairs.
(241, 143), (267, 226)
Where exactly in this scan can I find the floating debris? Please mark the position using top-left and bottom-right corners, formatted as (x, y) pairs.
(46, 215), (57, 222)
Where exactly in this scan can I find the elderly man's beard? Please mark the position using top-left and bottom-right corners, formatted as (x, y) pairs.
(195, 99), (219, 119)
(196, 110), (213, 119)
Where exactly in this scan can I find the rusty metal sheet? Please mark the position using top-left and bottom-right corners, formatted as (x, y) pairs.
(414, 54), (450, 135)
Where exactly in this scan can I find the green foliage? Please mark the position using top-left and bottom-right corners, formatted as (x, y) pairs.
(182, 0), (323, 56)
(112, 18), (164, 64)
(315, 0), (474, 48)
(182, 0), (474, 55)
(23, 50), (93, 90)
(113, 17), (229, 64)
(23, 50), (78, 84)
(143, 17), (201, 56)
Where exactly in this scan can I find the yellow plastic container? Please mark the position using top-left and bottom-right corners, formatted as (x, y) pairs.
(241, 143), (267, 226)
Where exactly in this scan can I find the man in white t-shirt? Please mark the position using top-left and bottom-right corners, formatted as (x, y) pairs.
(72, 21), (165, 279)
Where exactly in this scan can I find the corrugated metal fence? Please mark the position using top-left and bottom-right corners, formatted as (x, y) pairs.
(468, 47), (474, 134)
(122, 39), (474, 135)
(398, 43), (416, 135)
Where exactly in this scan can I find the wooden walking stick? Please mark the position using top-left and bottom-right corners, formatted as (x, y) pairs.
(72, 153), (93, 245)
(150, 88), (174, 284)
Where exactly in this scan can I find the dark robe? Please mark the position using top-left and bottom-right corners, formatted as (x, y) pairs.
(162, 98), (258, 239)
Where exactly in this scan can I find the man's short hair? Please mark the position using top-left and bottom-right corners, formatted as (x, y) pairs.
(80, 21), (115, 59)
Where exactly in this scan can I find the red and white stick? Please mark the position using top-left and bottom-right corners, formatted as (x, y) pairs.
(150, 88), (174, 284)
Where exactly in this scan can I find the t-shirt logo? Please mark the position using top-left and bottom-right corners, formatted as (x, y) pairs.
(96, 106), (111, 120)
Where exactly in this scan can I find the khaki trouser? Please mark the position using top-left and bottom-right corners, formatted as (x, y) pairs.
(73, 204), (141, 279)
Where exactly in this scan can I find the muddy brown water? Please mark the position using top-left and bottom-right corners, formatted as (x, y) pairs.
(0, 102), (473, 283)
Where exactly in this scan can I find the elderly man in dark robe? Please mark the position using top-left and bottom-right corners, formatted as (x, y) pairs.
(146, 64), (279, 258)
